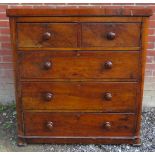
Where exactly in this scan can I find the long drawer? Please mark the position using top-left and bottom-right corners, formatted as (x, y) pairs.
(22, 82), (137, 112)
(19, 51), (139, 80)
(24, 112), (135, 137)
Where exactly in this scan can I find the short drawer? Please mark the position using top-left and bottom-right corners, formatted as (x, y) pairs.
(19, 51), (139, 80)
(24, 112), (135, 137)
(17, 23), (78, 48)
(82, 23), (141, 48)
(22, 82), (137, 112)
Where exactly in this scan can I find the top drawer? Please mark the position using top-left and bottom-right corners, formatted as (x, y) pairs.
(17, 23), (78, 48)
(16, 22), (141, 49)
(82, 23), (141, 48)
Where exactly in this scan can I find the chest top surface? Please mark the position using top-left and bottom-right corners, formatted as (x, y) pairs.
(6, 7), (152, 17)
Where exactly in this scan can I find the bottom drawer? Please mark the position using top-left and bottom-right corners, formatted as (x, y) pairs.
(24, 112), (135, 137)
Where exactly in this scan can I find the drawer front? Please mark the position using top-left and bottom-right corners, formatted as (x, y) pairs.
(82, 23), (141, 47)
(19, 51), (139, 80)
(22, 82), (137, 112)
(17, 23), (78, 48)
(24, 112), (135, 137)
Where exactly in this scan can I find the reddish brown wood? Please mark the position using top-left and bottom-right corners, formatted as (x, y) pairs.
(6, 8), (152, 17)
(7, 7), (152, 145)
(82, 23), (141, 48)
(24, 137), (139, 144)
(19, 51), (140, 80)
(21, 82), (137, 112)
(17, 23), (78, 48)
(8, 18), (26, 146)
(16, 16), (143, 23)
(24, 112), (135, 137)
(135, 17), (150, 141)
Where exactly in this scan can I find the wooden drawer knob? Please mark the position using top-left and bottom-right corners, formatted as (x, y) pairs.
(43, 61), (52, 70)
(104, 122), (111, 129)
(107, 32), (116, 40)
(44, 92), (53, 101)
(104, 92), (112, 101)
(42, 32), (52, 41)
(104, 61), (112, 69)
(47, 121), (53, 130)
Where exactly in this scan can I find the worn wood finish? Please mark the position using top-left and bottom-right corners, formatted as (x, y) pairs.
(9, 18), (26, 146)
(82, 23), (141, 47)
(24, 112), (135, 137)
(17, 22), (141, 49)
(17, 23), (78, 48)
(24, 137), (138, 144)
(18, 47), (140, 51)
(19, 51), (139, 80)
(135, 17), (150, 141)
(22, 82), (137, 112)
(7, 8), (152, 145)
(6, 8), (152, 17)
(16, 17), (143, 23)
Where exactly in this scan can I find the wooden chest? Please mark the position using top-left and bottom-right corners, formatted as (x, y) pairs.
(6, 7), (152, 145)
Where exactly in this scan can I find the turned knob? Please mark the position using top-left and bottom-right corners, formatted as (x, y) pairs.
(42, 32), (52, 41)
(104, 92), (112, 101)
(44, 92), (53, 101)
(104, 122), (111, 129)
(47, 121), (53, 130)
(43, 61), (52, 70)
(104, 61), (112, 69)
(107, 32), (116, 40)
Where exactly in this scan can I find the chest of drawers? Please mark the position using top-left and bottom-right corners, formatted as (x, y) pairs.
(7, 7), (152, 145)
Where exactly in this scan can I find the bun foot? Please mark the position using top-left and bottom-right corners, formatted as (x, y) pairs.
(18, 138), (27, 147)
(132, 138), (141, 147)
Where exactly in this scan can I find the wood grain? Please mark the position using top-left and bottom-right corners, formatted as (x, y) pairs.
(6, 7), (152, 145)
(16, 17), (143, 23)
(19, 51), (140, 80)
(21, 82), (137, 112)
(24, 112), (135, 137)
(82, 23), (141, 48)
(17, 23), (78, 48)
(6, 8), (152, 17)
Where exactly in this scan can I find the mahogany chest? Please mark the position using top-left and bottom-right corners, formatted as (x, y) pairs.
(6, 7), (152, 145)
